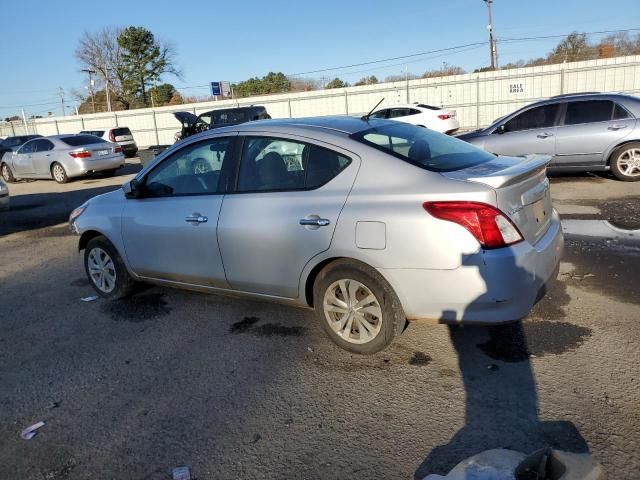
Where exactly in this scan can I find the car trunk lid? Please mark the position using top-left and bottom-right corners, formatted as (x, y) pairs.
(441, 154), (553, 245)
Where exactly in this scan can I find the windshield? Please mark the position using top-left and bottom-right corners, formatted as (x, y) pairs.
(351, 121), (495, 172)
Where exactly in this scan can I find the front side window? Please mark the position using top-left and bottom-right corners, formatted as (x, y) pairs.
(352, 121), (494, 172)
(503, 104), (559, 132)
(564, 100), (613, 125)
(143, 137), (231, 197)
(33, 139), (54, 152)
(237, 137), (350, 192)
(18, 140), (37, 154)
(389, 108), (410, 118)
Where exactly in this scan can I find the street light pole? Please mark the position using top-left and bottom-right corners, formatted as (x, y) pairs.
(58, 87), (65, 117)
(483, 0), (498, 69)
(81, 68), (97, 113)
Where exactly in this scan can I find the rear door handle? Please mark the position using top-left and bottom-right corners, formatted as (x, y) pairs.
(299, 218), (330, 227)
(608, 124), (628, 131)
(537, 132), (554, 139)
(185, 214), (208, 224)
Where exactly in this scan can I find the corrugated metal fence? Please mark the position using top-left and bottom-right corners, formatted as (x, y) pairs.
(3, 55), (640, 148)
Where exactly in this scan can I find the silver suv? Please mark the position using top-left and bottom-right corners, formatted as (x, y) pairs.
(457, 93), (640, 181)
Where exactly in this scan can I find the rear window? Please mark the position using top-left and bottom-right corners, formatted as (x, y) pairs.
(352, 122), (494, 172)
(60, 135), (107, 146)
(564, 100), (613, 125)
(80, 130), (104, 137)
(112, 127), (132, 136)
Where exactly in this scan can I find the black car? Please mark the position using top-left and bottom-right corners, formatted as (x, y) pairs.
(175, 106), (271, 140)
(0, 135), (42, 160)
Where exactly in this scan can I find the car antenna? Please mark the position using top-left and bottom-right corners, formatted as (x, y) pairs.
(361, 98), (384, 122)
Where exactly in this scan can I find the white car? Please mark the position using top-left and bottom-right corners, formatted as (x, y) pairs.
(0, 178), (9, 211)
(369, 103), (460, 134)
(80, 127), (138, 158)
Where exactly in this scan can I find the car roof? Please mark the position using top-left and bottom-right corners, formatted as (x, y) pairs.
(531, 91), (639, 107)
(223, 115), (380, 135)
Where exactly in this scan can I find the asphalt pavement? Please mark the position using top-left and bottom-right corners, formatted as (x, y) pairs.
(0, 164), (639, 479)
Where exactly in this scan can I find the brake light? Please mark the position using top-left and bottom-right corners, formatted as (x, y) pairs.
(438, 114), (452, 120)
(423, 201), (522, 249)
(109, 131), (116, 142)
(69, 150), (92, 158)
(114, 146), (123, 153)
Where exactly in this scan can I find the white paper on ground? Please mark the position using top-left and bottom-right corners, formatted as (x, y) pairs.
(20, 421), (45, 440)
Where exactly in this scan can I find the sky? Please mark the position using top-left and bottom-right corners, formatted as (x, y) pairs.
(1, 0), (638, 119)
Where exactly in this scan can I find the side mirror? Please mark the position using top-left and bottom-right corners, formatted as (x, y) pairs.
(496, 124), (506, 135)
(122, 179), (141, 199)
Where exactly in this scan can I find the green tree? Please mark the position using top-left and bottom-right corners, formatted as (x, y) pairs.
(548, 32), (596, 63)
(117, 26), (180, 107)
(354, 75), (378, 86)
(149, 83), (177, 106)
(232, 72), (291, 97)
(325, 77), (348, 89)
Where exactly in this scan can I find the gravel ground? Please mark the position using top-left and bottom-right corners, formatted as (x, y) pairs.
(0, 165), (639, 479)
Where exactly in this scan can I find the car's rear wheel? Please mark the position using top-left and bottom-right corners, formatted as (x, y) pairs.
(1, 163), (16, 183)
(610, 143), (640, 181)
(51, 162), (69, 184)
(84, 236), (136, 299)
(313, 259), (405, 354)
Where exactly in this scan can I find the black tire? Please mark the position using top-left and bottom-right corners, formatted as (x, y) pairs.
(51, 162), (69, 184)
(610, 142), (640, 182)
(102, 169), (118, 178)
(313, 259), (406, 354)
(84, 235), (136, 299)
(1, 163), (16, 183)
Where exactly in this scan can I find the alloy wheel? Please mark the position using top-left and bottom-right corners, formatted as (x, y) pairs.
(323, 279), (383, 344)
(617, 148), (640, 178)
(1, 164), (9, 182)
(87, 247), (117, 293)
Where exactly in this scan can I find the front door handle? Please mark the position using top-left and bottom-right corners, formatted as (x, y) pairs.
(537, 132), (554, 139)
(185, 213), (208, 224)
(300, 218), (330, 227)
(608, 124), (628, 131)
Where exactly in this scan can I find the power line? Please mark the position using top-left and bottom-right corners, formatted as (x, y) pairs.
(499, 28), (640, 43)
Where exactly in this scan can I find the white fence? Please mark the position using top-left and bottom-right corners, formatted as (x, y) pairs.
(4, 55), (640, 148)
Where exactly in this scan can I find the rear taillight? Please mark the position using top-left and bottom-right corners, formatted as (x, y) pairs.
(69, 150), (92, 158)
(114, 146), (123, 153)
(423, 201), (522, 249)
(438, 114), (452, 120)
(109, 131), (116, 142)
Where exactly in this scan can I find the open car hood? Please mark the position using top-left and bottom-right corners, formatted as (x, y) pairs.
(174, 111), (199, 127)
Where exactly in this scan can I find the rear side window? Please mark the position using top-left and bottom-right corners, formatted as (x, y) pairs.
(18, 140), (37, 154)
(112, 127), (132, 136)
(564, 100), (613, 125)
(81, 130), (105, 137)
(352, 122), (494, 172)
(613, 103), (631, 120)
(60, 135), (107, 146)
(504, 104), (559, 132)
(237, 137), (350, 192)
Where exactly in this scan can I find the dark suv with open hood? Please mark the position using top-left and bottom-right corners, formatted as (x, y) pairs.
(175, 106), (271, 141)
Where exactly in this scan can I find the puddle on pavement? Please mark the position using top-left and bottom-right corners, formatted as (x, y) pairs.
(477, 321), (592, 362)
(561, 196), (640, 230)
(101, 293), (171, 321)
(408, 351), (432, 366)
(230, 316), (305, 337)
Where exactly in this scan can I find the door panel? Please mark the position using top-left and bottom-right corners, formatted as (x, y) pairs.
(483, 127), (557, 158)
(12, 152), (33, 175)
(218, 135), (359, 298)
(121, 135), (236, 287)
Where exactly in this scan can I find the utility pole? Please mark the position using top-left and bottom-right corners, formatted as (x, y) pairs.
(58, 87), (65, 117)
(483, 0), (498, 69)
(21, 108), (29, 134)
(81, 68), (97, 113)
(104, 65), (112, 112)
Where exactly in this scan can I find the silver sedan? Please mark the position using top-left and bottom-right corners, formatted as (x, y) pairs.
(1, 134), (125, 184)
(70, 116), (563, 354)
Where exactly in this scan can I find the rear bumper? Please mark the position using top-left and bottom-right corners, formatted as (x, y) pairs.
(120, 143), (138, 155)
(379, 209), (564, 324)
(66, 155), (125, 178)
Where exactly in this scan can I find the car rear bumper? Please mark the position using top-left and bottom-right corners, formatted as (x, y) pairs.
(120, 143), (138, 154)
(66, 155), (125, 177)
(379, 209), (564, 324)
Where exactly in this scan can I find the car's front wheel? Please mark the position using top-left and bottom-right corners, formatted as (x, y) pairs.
(313, 259), (406, 354)
(51, 162), (69, 184)
(84, 236), (136, 299)
(610, 143), (640, 181)
(1, 163), (16, 183)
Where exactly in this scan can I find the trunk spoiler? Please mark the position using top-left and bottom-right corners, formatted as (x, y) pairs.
(442, 154), (552, 189)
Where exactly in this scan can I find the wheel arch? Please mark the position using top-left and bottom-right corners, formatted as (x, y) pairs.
(78, 229), (106, 251)
(606, 138), (640, 165)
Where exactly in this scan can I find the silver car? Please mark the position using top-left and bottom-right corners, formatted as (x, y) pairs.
(457, 92), (640, 181)
(0, 134), (125, 184)
(70, 117), (563, 354)
(0, 178), (9, 211)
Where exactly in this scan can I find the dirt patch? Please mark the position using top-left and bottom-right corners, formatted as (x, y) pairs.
(230, 316), (260, 334)
(477, 320), (592, 362)
(101, 293), (171, 322)
(408, 351), (432, 366)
